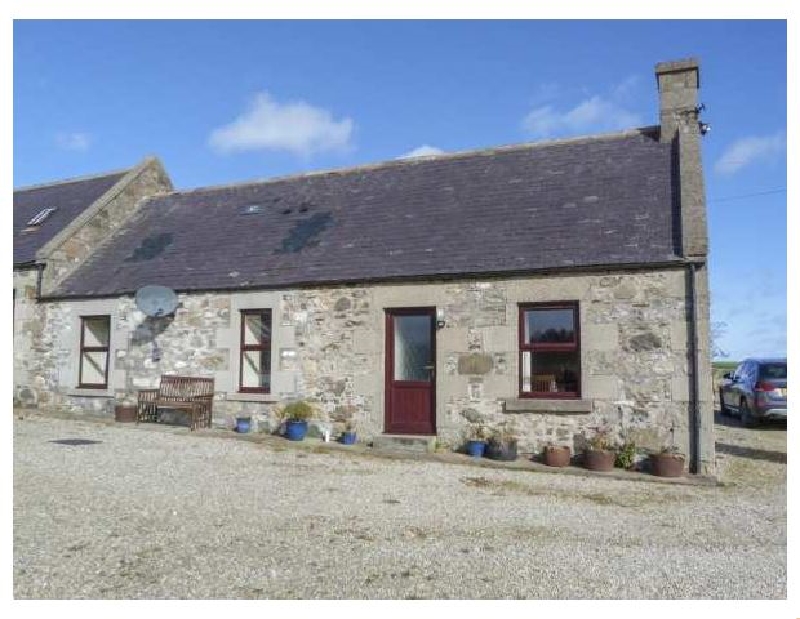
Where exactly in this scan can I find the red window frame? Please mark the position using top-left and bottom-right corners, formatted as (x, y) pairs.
(239, 309), (272, 393)
(78, 315), (110, 389)
(518, 301), (581, 399)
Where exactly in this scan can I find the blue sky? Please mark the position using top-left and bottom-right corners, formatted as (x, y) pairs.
(13, 20), (787, 360)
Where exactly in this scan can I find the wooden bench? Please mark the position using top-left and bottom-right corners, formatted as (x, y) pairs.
(137, 375), (214, 431)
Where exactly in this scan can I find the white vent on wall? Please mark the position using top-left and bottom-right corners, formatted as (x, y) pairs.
(27, 207), (57, 226)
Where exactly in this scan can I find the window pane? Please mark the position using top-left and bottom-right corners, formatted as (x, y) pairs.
(81, 351), (108, 385)
(524, 308), (575, 344)
(529, 350), (580, 393)
(83, 317), (109, 347)
(243, 312), (271, 345)
(394, 315), (432, 381)
(242, 349), (271, 389)
(759, 363), (786, 380)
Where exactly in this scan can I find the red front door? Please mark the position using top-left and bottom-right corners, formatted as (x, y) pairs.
(385, 308), (436, 435)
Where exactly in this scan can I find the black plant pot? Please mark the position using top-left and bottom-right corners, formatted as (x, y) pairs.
(485, 440), (518, 461)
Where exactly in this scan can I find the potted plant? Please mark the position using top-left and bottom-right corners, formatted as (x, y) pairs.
(280, 400), (315, 441)
(614, 440), (637, 470)
(340, 420), (357, 445)
(543, 443), (571, 467)
(583, 428), (615, 472)
(234, 416), (252, 433)
(465, 424), (488, 458)
(485, 427), (518, 461)
(650, 445), (685, 477)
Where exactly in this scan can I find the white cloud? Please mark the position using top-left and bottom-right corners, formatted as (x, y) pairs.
(398, 145), (445, 159)
(611, 75), (640, 100)
(55, 132), (91, 152)
(522, 95), (642, 139)
(209, 92), (354, 157)
(521, 76), (643, 140)
(714, 132), (785, 175)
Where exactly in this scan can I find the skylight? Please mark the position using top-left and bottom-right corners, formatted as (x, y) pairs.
(27, 207), (57, 226)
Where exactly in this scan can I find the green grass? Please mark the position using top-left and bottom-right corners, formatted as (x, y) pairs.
(712, 361), (739, 383)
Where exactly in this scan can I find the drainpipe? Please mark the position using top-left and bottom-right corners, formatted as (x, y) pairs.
(35, 263), (45, 300)
(686, 261), (700, 475)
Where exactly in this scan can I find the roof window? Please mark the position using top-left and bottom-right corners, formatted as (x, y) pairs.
(27, 207), (57, 226)
(240, 204), (265, 215)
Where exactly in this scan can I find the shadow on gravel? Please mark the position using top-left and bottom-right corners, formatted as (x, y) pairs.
(714, 409), (787, 431)
(715, 442), (787, 464)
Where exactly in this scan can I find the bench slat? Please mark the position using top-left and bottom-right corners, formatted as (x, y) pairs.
(136, 375), (215, 430)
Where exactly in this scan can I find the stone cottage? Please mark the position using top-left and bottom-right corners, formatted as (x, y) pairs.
(13, 157), (173, 407)
(13, 58), (715, 474)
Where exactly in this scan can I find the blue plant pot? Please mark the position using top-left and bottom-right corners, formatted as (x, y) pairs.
(234, 417), (251, 433)
(341, 431), (357, 445)
(285, 419), (309, 441)
(466, 440), (487, 458)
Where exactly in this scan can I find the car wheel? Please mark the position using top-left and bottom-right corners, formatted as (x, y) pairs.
(719, 389), (728, 416)
(740, 398), (757, 428)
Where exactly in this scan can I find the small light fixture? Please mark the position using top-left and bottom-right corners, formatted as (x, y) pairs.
(436, 308), (446, 330)
(699, 122), (711, 136)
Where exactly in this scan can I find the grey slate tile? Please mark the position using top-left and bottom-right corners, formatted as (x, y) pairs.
(51, 131), (681, 297)
(14, 170), (128, 265)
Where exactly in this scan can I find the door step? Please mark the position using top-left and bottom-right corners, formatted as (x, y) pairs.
(372, 434), (437, 454)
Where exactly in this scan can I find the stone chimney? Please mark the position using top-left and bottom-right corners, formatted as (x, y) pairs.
(655, 58), (708, 259)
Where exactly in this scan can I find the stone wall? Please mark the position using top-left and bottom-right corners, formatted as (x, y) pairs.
(37, 158), (173, 295)
(13, 268), (42, 407)
(17, 267), (715, 474)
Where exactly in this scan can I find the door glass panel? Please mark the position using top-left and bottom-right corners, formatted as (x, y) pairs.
(394, 315), (432, 381)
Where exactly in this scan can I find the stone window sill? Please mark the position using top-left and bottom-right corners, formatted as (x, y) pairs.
(66, 388), (115, 398)
(226, 392), (278, 403)
(502, 397), (592, 414)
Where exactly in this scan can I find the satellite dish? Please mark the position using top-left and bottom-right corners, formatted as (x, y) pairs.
(135, 285), (178, 318)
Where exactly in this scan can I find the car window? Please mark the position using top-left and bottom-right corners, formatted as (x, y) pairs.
(734, 363), (745, 380)
(759, 363), (787, 380)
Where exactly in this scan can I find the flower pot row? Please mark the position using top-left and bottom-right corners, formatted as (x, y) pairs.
(542, 445), (685, 477)
(285, 420), (357, 444)
(232, 416), (357, 444)
(465, 439), (518, 461)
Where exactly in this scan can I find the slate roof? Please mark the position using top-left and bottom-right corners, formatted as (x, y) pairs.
(14, 169), (129, 266)
(51, 129), (682, 298)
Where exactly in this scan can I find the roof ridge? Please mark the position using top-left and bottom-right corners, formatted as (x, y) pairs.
(14, 166), (134, 193)
(170, 126), (660, 196)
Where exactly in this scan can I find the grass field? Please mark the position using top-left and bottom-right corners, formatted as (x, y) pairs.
(712, 361), (739, 389)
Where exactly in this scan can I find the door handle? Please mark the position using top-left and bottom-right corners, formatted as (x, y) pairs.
(423, 365), (435, 370)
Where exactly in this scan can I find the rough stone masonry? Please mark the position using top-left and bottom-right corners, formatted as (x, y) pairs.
(15, 267), (715, 475)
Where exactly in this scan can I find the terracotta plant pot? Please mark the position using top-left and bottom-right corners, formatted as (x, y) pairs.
(543, 445), (571, 468)
(584, 448), (615, 472)
(114, 405), (137, 423)
(650, 453), (685, 477)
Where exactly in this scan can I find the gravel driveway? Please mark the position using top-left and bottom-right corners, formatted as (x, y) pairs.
(14, 412), (786, 599)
